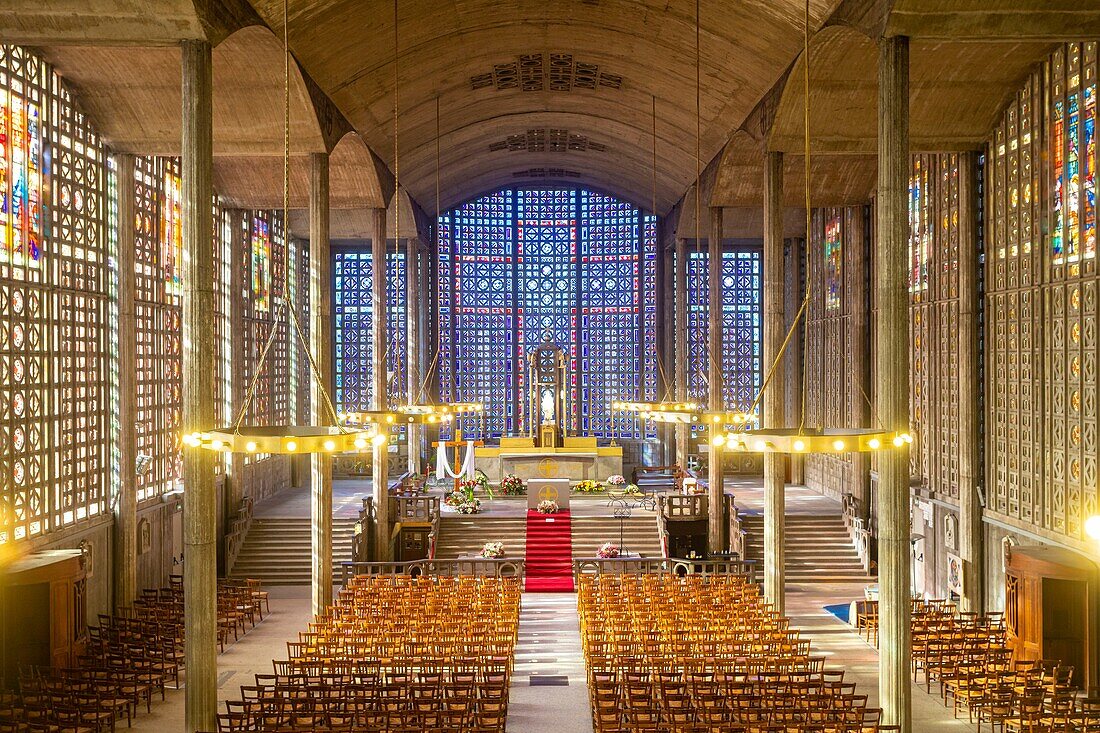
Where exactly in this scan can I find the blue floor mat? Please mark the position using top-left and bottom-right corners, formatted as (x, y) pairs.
(823, 603), (851, 624)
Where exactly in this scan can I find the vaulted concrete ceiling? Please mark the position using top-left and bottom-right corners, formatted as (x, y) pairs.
(244, 0), (842, 214)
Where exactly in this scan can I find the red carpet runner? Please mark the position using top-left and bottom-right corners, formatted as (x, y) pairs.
(524, 510), (575, 592)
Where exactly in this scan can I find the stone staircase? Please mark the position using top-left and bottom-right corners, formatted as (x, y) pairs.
(230, 517), (358, 585)
(739, 512), (871, 583)
(571, 514), (663, 558)
(434, 510), (664, 561)
(435, 516), (529, 559)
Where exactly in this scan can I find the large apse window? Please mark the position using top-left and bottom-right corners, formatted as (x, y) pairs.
(438, 188), (658, 440)
(685, 248), (763, 412)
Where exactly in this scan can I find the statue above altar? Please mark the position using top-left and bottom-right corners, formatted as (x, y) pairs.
(475, 331), (623, 482)
(526, 331), (566, 448)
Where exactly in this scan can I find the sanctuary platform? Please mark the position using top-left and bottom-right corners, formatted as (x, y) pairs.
(474, 436), (623, 482)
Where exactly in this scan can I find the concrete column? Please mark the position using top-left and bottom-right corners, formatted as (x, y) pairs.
(876, 35), (912, 733)
(370, 208), (392, 561)
(785, 239), (805, 485)
(407, 238), (423, 475)
(654, 234), (672, 464)
(849, 208), (872, 523)
(308, 152), (333, 617)
(763, 152), (786, 611)
(113, 154), (137, 612)
(674, 236), (689, 466)
(180, 39), (217, 733)
(707, 208), (725, 554)
(957, 151), (984, 613)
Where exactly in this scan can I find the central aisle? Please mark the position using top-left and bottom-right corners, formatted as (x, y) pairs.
(506, 592), (591, 732)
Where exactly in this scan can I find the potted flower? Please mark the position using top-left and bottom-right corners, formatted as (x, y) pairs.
(499, 474), (525, 496)
(597, 542), (621, 559)
(480, 541), (505, 558)
(537, 499), (559, 514)
(606, 474), (626, 488)
(574, 479), (604, 494)
(457, 497), (482, 514)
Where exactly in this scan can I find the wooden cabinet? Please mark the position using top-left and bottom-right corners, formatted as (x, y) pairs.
(1, 550), (87, 689)
(1006, 545), (1098, 688)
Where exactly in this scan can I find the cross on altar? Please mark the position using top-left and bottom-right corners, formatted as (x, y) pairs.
(431, 429), (484, 485)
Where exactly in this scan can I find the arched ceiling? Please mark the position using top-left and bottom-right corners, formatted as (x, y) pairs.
(38, 25), (326, 155)
(245, 0), (842, 213)
(767, 26), (1056, 154)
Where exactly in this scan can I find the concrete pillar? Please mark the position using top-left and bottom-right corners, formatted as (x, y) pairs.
(876, 35), (912, 733)
(309, 152), (333, 617)
(849, 207), (872, 523)
(707, 207), (725, 554)
(370, 208), (392, 561)
(113, 154), (137, 612)
(763, 152), (786, 611)
(180, 39), (217, 733)
(655, 234), (672, 464)
(785, 239), (805, 485)
(674, 236), (689, 466)
(957, 151), (984, 613)
(407, 238), (423, 475)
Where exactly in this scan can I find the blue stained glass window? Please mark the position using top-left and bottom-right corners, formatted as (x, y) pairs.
(686, 248), (763, 412)
(438, 187), (658, 440)
(333, 248), (406, 412)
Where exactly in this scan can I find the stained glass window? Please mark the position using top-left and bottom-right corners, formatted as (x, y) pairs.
(251, 215), (271, 312)
(1053, 42), (1099, 266)
(0, 46), (110, 544)
(909, 157), (932, 292)
(824, 214), (843, 309)
(0, 46), (46, 278)
(685, 248), (763, 413)
(436, 187), (658, 440)
(332, 247), (407, 412)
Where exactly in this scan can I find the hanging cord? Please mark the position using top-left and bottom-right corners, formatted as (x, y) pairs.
(413, 94), (446, 405)
(380, 0), (403, 401)
(232, 0), (343, 433)
(650, 94), (675, 403)
(691, 0), (709, 399)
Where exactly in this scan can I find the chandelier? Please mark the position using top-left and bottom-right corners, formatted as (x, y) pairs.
(190, 0), (377, 455)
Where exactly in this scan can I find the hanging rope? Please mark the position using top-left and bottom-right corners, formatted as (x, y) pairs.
(231, 0), (344, 434)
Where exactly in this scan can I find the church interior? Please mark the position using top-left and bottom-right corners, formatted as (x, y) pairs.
(0, 1), (1098, 732)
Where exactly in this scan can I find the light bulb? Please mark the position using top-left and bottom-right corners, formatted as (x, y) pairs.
(868, 438), (881, 450)
(210, 440), (224, 451)
(792, 439), (805, 452)
(832, 439), (845, 451)
(902, 433), (913, 444)
(371, 433), (387, 447)
(1086, 515), (1100, 540)
(323, 439), (336, 452)
(354, 437), (368, 450)
(893, 435), (905, 447)
(711, 434), (726, 447)
(753, 440), (767, 452)
(285, 440), (298, 452)
(245, 441), (258, 453)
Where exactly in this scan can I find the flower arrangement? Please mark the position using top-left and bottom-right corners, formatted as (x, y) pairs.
(499, 474), (526, 496)
(606, 474), (626, 487)
(456, 497), (482, 514)
(480, 541), (505, 558)
(597, 542), (621, 559)
(443, 490), (465, 507)
(537, 499), (559, 514)
(574, 479), (604, 494)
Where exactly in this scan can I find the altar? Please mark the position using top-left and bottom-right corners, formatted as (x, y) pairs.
(475, 436), (624, 482)
(473, 332), (623, 482)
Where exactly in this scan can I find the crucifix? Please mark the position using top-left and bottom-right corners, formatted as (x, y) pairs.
(432, 428), (485, 488)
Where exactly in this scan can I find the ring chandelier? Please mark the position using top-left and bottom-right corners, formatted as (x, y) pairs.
(618, 0), (914, 455)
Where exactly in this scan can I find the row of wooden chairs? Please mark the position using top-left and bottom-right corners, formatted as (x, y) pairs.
(578, 574), (901, 733)
(0, 576), (269, 733)
(198, 575), (522, 733)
